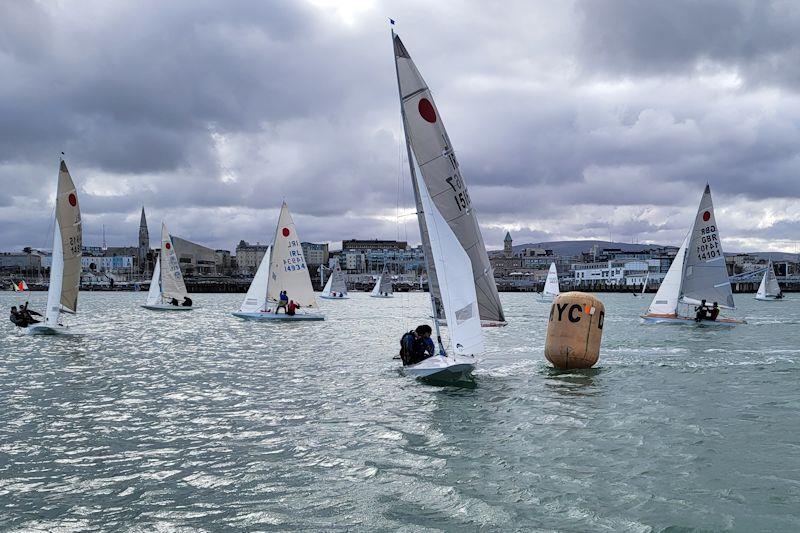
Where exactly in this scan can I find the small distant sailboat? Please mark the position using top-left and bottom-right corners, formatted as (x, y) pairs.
(641, 185), (745, 327)
(142, 222), (193, 311)
(26, 160), (82, 335)
(393, 29), (483, 381)
(232, 202), (324, 321)
(541, 262), (560, 302)
(12, 280), (29, 292)
(320, 262), (349, 299)
(755, 260), (783, 301)
(370, 265), (394, 298)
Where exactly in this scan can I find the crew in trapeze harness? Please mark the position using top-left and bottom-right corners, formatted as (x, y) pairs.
(9, 302), (43, 328)
(398, 325), (436, 365)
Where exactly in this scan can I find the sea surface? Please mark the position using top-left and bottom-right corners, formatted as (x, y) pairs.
(1, 291), (799, 532)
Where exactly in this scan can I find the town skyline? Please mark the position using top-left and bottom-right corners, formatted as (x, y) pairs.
(4, 2), (800, 253)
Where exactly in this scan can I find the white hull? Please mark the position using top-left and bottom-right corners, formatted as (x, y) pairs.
(319, 295), (349, 300)
(24, 323), (82, 336)
(142, 304), (194, 311)
(754, 295), (784, 301)
(232, 311), (325, 321)
(640, 314), (745, 328)
(540, 294), (556, 302)
(402, 355), (476, 382)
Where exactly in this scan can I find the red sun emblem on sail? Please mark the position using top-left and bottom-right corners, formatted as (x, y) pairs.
(165, 242), (171, 250)
(282, 227), (290, 237)
(702, 211), (711, 222)
(68, 193), (77, 206)
(418, 98), (436, 123)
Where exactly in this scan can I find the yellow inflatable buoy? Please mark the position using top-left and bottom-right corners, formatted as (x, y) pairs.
(544, 292), (605, 369)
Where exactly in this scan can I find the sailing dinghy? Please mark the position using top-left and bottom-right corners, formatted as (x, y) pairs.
(541, 262), (560, 302)
(755, 260), (783, 301)
(142, 222), (193, 311)
(26, 160), (82, 335)
(370, 265), (394, 298)
(641, 185), (745, 327)
(393, 30), (506, 327)
(232, 202), (324, 321)
(393, 30), (484, 381)
(320, 263), (349, 299)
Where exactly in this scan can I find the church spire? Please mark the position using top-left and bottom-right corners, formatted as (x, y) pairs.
(138, 206), (150, 274)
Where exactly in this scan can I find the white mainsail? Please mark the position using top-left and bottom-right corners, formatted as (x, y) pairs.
(267, 203), (318, 308)
(417, 168), (484, 356)
(321, 263), (348, 297)
(646, 231), (690, 316)
(239, 246), (272, 313)
(371, 265), (393, 296)
(543, 263), (560, 299)
(680, 185), (735, 309)
(393, 32), (505, 325)
(160, 222), (188, 302)
(44, 160), (82, 326)
(145, 256), (162, 306)
(756, 260), (782, 299)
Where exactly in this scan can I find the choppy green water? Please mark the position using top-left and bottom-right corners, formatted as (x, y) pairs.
(1, 291), (799, 531)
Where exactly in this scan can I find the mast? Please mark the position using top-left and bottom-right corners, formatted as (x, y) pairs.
(392, 27), (445, 355)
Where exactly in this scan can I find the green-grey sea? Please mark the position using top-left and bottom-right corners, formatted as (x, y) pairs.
(1, 291), (798, 532)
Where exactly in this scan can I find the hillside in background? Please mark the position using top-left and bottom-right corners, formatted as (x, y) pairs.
(506, 240), (799, 261)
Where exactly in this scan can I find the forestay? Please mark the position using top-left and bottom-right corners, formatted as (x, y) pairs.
(160, 222), (188, 302)
(680, 185), (735, 309)
(45, 160), (82, 325)
(417, 169), (484, 356)
(543, 263), (560, 297)
(239, 246), (271, 312)
(647, 231), (690, 316)
(393, 33), (505, 325)
(267, 203), (318, 308)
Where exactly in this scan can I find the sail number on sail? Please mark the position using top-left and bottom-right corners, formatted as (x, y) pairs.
(696, 223), (721, 261)
(442, 145), (472, 212)
(282, 240), (307, 272)
(68, 235), (81, 255)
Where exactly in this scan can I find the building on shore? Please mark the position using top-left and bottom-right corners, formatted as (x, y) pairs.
(235, 240), (269, 275)
(339, 239), (425, 275)
(170, 236), (217, 276)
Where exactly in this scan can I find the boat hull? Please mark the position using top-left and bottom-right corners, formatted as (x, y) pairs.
(24, 324), (81, 336)
(231, 311), (325, 321)
(319, 295), (349, 300)
(640, 314), (745, 328)
(402, 355), (476, 382)
(754, 296), (784, 301)
(370, 294), (393, 298)
(142, 304), (194, 311)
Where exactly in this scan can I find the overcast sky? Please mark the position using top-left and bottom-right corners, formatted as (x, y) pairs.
(2, 0), (800, 253)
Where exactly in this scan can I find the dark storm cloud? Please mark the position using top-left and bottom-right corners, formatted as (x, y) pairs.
(1, 0), (800, 252)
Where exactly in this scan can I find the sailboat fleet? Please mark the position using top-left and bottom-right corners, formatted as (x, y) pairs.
(11, 28), (791, 380)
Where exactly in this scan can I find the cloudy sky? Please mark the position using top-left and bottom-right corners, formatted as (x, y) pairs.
(2, 0), (800, 253)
